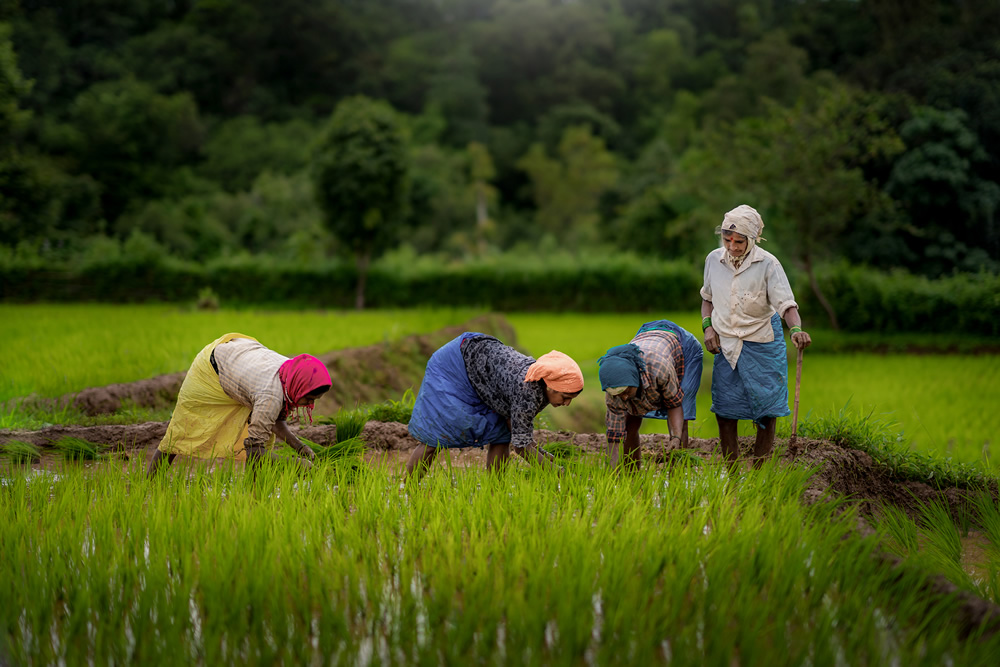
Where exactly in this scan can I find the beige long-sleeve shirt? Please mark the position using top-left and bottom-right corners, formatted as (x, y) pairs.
(212, 338), (288, 450)
(700, 246), (797, 369)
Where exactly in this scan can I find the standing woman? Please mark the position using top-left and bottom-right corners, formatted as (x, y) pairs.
(598, 320), (701, 470)
(406, 332), (584, 477)
(147, 333), (332, 477)
(700, 205), (811, 467)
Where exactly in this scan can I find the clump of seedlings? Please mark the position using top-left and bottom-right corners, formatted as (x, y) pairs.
(52, 436), (105, 461)
(1, 440), (42, 465)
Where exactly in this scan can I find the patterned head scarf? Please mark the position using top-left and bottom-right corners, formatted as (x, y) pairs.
(716, 204), (766, 269)
(278, 354), (332, 423)
(597, 344), (645, 391)
(524, 350), (584, 393)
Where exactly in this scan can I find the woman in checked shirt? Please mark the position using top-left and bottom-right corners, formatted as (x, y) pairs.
(146, 333), (331, 477)
(598, 321), (700, 470)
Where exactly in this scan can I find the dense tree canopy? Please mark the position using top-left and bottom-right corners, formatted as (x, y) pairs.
(1, 0), (997, 277)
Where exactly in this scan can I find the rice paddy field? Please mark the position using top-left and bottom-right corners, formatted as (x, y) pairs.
(3, 303), (1000, 664)
(2, 305), (997, 470)
(3, 456), (1000, 665)
(511, 313), (1000, 471)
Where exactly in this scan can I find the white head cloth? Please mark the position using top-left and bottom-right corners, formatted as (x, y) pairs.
(718, 204), (766, 266)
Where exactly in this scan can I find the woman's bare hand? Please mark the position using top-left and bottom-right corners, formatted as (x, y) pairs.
(704, 327), (721, 354)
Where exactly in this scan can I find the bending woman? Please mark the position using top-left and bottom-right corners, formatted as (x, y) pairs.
(406, 332), (583, 477)
(700, 205), (811, 467)
(147, 333), (332, 477)
(598, 320), (702, 470)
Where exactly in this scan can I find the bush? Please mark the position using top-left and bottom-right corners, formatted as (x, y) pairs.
(795, 263), (1000, 336)
(0, 250), (996, 334)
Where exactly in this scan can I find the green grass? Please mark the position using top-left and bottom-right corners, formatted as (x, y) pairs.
(797, 404), (995, 488)
(3, 458), (1000, 664)
(0, 304), (478, 401)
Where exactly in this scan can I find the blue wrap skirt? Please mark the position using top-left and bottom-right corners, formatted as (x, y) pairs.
(407, 332), (511, 448)
(710, 313), (790, 424)
(635, 319), (703, 421)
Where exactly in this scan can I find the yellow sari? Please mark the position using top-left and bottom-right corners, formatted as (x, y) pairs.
(156, 333), (276, 460)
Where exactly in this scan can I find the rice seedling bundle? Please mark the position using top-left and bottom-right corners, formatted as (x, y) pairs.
(1, 440), (41, 465)
(52, 436), (103, 461)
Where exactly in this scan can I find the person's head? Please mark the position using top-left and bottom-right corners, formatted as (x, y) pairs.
(716, 204), (765, 259)
(598, 344), (644, 397)
(524, 350), (584, 408)
(606, 385), (638, 401)
(296, 384), (331, 407)
(722, 230), (748, 259)
(545, 385), (582, 407)
(278, 355), (333, 419)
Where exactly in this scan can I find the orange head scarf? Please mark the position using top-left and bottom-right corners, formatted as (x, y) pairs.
(524, 350), (584, 393)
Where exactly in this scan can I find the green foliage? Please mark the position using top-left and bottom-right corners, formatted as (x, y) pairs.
(66, 77), (204, 220)
(326, 409), (368, 443)
(4, 251), (999, 336)
(878, 504), (920, 557)
(364, 388), (416, 425)
(885, 106), (1000, 274)
(801, 263), (1000, 336)
(313, 96), (409, 308)
(197, 116), (320, 192)
(797, 404), (995, 490)
(917, 499), (965, 567)
(972, 492), (1000, 558)
(1, 439), (40, 464)
(0, 0), (995, 278)
(0, 21), (30, 145)
(311, 436), (365, 461)
(52, 436), (102, 461)
(542, 441), (581, 462)
(317, 390), (416, 438)
(517, 125), (618, 248)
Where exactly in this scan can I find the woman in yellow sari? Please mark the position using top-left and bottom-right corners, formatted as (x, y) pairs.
(147, 333), (332, 477)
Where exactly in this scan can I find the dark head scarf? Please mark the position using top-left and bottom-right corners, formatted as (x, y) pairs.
(597, 344), (645, 391)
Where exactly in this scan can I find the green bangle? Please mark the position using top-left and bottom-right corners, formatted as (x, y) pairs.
(701, 316), (712, 332)
(790, 326), (803, 334)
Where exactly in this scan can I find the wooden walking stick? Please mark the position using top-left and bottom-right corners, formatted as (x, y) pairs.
(789, 346), (804, 447)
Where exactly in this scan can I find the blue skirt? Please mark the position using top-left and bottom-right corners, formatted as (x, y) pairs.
(710, 313), (790, 424)
(635, 320), (703, 421)
(407, 332), (511, 449)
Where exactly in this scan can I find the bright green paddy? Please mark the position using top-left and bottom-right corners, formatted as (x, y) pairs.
(0, 304), (478, 401)
(0, 305), (995, 468)
(2, 459), (998, 665)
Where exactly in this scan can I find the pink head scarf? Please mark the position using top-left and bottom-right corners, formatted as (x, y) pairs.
(524, 351), (584, 393)
(278, 354), (332, 423)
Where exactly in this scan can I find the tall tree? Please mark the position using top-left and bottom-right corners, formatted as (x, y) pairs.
(668, 85), (903, 328)
(886, 106), (1000, 274)
(517, 124), (619, 248)
(66, 77), (203, 221)
(313, 96), (409, 309)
